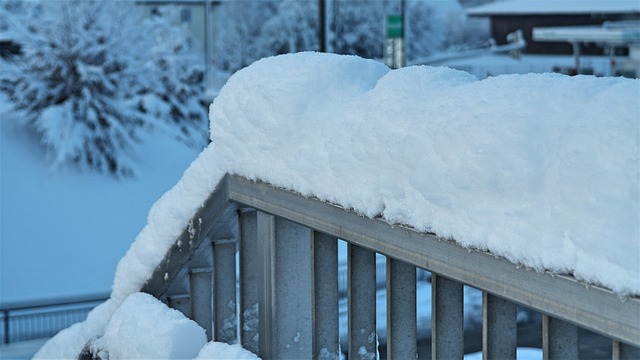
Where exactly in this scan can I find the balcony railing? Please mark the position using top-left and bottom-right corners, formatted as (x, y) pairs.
(142, 174), (640, 359)
(0, 294), (108, 344)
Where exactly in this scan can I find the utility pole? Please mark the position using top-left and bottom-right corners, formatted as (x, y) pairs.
(204, 0), (213, 87)
(319, 0), (326, 52)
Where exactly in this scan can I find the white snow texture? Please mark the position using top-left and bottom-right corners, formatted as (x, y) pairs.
(92, 292), (207, 359)
(36, 52), (639, 358)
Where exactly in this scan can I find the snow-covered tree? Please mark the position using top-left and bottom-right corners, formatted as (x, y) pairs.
(405, 0), (490, 61)
(334, 0), (390, 59)
(405, 1), (444, 60)
(263, 0), (319, 55)
(213, 1), (279, 72)
(0, 0), (207, 176)
(143, 6), (209, 149)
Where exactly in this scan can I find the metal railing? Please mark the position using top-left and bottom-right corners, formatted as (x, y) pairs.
(0, 293), (108, 344)
(142, 174), (640, 359)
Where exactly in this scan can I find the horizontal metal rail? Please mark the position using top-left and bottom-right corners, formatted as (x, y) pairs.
(1, 293), (108, 344)
(143, 174), (640, 359)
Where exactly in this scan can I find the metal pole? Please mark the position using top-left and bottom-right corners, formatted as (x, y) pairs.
(401, 0), (405, 68)
(312, 232), (339, 358)
(318, 0), (326, 52)
(3, 310), (10, 344)
(572, 42), (581, 74)
(482, 292), (517, 359)
(432, 274), (464, 359)
(333, 0), (339, 53)
(347, 244), (377, 359)
(386, 258), (417, 359)
(239, 209), (259, 354)
(204, 0), (213, 86)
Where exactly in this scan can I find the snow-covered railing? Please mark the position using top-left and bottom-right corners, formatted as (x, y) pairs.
(142, 174), (640, 359)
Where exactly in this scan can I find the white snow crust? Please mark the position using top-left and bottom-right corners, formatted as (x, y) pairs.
(210, 52), (639, 296)
(195, 342), (261, 359)
(36, 52), (639, 358)
(94, 292), (207, 359)
(36, 293), (206, 359)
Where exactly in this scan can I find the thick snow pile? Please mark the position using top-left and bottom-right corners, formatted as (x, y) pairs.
(36, 52), (639, 358)
(36, 293), (253, 359)
(91, 292), (207, 359)
(211, 52), (639, 295)
(195, 342), (260, 360)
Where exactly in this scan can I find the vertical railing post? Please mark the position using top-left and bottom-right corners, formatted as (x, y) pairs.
(257, 212), (313, 359)
(3, 310), (10, 344)
(482, 292), (517, 359)
(613, 340), (640, 360)
(432, 274), (464, 359)
(257, 212), (276, 358)
(212, 238), (238, 344)
(386, 258), (417, 359)
(190, 268), (213, 341)
(543, 315), (578, 360)
(239, 209), (259, 353)
(168, 294), (191, 318)
(312, 232), (339, 359)
(348, 244), (377, 360)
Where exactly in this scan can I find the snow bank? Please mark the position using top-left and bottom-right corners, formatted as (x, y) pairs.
(93, 292), (207, 359)
(36, 293), (207, 359)
(37, 52), (639, 358)
(195, 342), (260, 359)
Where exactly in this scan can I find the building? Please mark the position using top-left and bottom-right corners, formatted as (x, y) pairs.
(467, 0), (640, 55)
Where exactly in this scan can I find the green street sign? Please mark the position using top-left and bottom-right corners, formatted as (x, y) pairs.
(386, 14), (403, 38)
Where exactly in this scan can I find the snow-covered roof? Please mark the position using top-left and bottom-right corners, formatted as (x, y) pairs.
(533, 24), (640, 45)
(467, 0), (640, 16)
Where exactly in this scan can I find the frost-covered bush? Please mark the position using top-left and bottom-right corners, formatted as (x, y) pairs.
(212, 0), (489, 71)
(0, 0), (207, 176)
(143, 6), (209, 149)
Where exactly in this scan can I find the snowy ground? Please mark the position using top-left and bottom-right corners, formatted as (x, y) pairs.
(0, 93), (203, 304)
(31, 52), (638, 359)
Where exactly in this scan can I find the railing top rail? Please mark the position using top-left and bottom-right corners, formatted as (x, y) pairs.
(143, 173), (640, 347)
(0, 293), (110, 313)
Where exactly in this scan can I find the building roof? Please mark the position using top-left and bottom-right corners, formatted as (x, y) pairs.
(533, 23), (640, 45)
(467, 0), (640, 16)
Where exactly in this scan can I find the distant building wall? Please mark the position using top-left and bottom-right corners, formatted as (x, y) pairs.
(490, 15), (609, 55)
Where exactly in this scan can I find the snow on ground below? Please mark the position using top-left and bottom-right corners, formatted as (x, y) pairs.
(0, 94), (202, 304)
(35, 52), (639, 358)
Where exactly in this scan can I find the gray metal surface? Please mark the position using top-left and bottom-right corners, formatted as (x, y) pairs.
(257, 212), (276, 358)
(143, 174), (640, 353)
(239, 210), (259, 353)
(143, 178), (235, 297)
(482, 292), (517, 360)
(225, 175), (640, 346)
(386, 258), (417, 359)
(348, 244), (377, 360)
(613, 340), (640, 360)
(212, 239), (237, 344)
(432, 274), (464, 360)
(257, 213), (314, 359)
(543, 315), (578, 360)
(312, 231), (340, 359)
(167, 294), (190, 319)
(189, 268), (213, 341)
